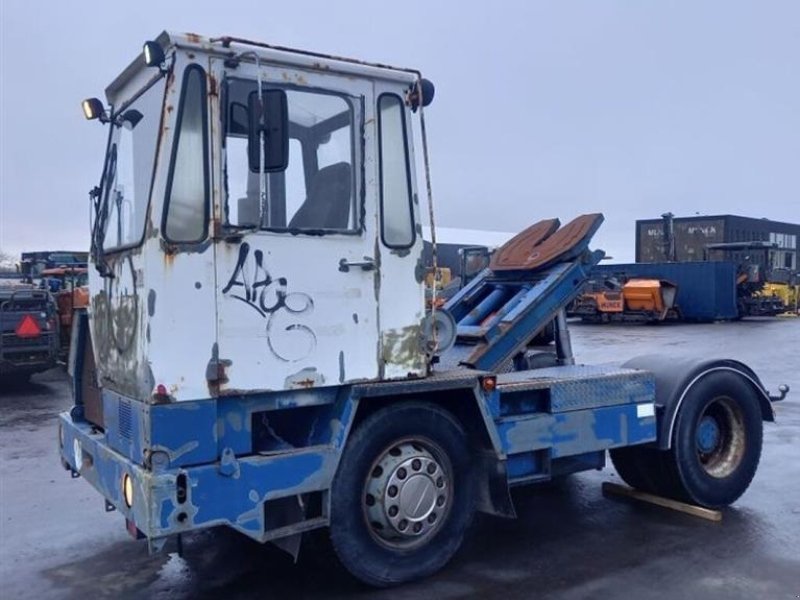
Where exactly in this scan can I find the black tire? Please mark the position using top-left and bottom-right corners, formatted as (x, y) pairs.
(611, 372), (762, 508)
(610, 445), (667, 495)
(666, 372), (763, 507)
(329, 402), (475, 587)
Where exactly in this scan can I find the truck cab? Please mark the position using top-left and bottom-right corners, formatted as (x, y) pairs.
(61, 32), (786, 587)
(83, 32), (428, 408)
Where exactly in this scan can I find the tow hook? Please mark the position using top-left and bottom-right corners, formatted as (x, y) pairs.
(769, 384), (790, 402)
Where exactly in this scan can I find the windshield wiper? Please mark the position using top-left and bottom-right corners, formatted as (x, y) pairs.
(90, 185), (114, 279)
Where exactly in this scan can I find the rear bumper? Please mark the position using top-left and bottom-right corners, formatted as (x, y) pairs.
(0, 333), (59, 376)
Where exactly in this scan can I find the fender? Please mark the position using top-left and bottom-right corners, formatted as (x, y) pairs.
(623, 355), (775, 450)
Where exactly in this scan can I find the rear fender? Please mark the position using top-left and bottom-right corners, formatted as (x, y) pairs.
(622, 355), (775, 450)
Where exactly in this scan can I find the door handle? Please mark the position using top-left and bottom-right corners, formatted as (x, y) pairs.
(339, 257), (376, 272)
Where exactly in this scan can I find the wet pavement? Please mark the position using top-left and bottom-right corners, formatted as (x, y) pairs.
(1, 318), (798, 599)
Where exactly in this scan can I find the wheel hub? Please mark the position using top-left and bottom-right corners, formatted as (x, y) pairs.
(695, 396), (747, 478)
(364, 440), (451, 548)
(696, 415), (721, 454)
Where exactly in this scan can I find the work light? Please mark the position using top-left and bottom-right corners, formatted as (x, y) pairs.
(122, 473), (134, 508)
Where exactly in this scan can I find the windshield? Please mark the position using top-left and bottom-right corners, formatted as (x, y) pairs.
(101, 78), (166, 250)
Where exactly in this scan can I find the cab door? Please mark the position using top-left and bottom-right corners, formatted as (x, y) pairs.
(211, 58), (379, 392)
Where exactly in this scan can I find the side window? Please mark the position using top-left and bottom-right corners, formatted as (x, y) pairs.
(102, 78), (166, 250)
(163, 65), (209, 243)
(224, 79), (357, 232)
(377, 94), (414, 248)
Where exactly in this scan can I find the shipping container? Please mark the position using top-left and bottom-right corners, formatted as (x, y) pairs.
(592, 261), (739, 321)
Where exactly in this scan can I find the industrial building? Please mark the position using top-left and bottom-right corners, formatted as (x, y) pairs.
(636, 214), (799, 276)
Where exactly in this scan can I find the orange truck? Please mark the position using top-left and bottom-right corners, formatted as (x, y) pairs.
(39, 267), (90, 356)
(571, 277), (679, 323)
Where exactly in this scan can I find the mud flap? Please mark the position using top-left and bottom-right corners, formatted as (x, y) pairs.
(475, 452), (516, 519)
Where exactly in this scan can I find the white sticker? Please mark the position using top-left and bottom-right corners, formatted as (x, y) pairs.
(636, 403), (656, 418)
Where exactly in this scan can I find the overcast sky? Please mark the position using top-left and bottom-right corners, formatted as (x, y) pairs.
(1, 1), (798, 263)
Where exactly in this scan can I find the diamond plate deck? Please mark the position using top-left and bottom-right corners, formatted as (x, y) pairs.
(497, 364), (655, 413)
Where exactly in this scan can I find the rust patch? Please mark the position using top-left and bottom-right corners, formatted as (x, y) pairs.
(212, 218), (225, 239)
(163, 246), (176, 268)
(491, 214), (603, 272)
(284, 367), (325, 390)
(206, 343), (232, 397)
(185, 32), (203, 44)
(208, 72), (218, 97)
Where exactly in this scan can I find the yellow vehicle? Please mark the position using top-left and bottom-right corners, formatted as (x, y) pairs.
(759, 282), (799, 315)
(424, 267), (452, 309)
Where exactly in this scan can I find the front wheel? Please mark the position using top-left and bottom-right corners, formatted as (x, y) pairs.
(329, 403), (475, 587)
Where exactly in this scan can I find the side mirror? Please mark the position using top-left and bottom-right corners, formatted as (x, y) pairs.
(247, 89), (289, 173)
(143, 41), (165, 67)
(82, 98), (106, 121)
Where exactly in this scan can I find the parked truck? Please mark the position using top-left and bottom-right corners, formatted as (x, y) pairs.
(1, 285), (59, 382)
(39, 266), (90, 358)
(60, 33), (789, 587)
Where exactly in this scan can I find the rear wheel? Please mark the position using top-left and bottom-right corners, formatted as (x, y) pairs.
(668, 372), (762, 507)
(611, 372), (763, 508)
(329, 403), (475, 587)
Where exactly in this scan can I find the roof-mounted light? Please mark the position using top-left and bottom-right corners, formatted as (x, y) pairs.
(143, 41), (165, 68)
(81, 97), (106, 122)
(409, 78), (435, 111)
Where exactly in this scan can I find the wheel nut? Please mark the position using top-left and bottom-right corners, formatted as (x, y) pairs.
(388, 505), (399, 517)
(412, 459), (421, 471)
(437, 495), (445, 507)
(399, 519), (408, 531)
(436, 477), (444, 488)
(413, 522), (423, 533)
(428, 513), (437, 523)
(388, 485), (398, 497)
(397, 468), (407, 480)
(426, 463), (436, 474)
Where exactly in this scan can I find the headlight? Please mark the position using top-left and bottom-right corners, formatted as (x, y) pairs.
(73, 439), (82, 470)
(122, 473), (134, 508)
